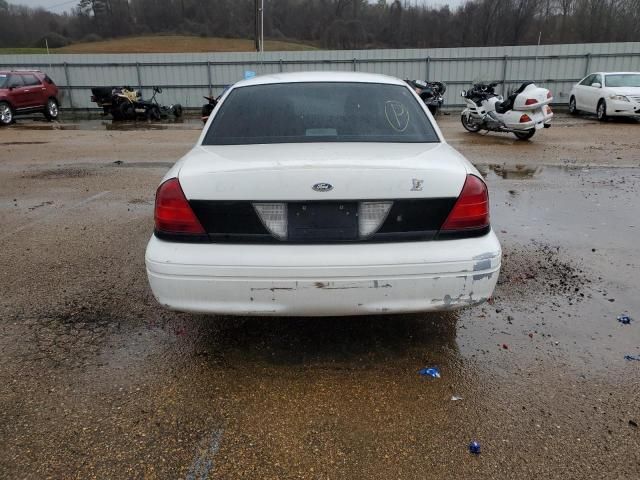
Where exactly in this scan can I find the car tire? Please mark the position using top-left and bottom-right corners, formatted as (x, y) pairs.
(461, 113), (482, 132)
(597, 100), (608, 121)
(568, 96), (578, 115)
(513, 129), (536, 140)
(0, 101), (13, 126)
(43, 98), (59, 121)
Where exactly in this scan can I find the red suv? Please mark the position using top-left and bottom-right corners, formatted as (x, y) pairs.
(0, 70), (60, 126)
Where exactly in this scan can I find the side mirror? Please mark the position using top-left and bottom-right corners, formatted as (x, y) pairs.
(460, 90), (467, 97)
(591, 82), (602, 88)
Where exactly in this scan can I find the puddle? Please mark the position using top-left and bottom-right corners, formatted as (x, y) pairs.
(479, 164), (544, 180)
(22, 167), (92, 179)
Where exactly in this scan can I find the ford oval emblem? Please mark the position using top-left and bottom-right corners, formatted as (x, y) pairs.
(312, 182), (333, 192)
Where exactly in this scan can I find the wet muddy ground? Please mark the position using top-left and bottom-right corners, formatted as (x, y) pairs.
(1, 113), (639, 479)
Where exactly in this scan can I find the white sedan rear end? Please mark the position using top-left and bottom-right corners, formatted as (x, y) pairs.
(145, 72), (501, 316)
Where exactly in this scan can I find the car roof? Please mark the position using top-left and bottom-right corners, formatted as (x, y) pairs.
(0, 70), (43, 74)
(233, 71), (407, 88)
(594, 72), (640, 75)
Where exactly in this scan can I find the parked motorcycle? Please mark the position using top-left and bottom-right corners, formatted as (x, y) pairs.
(201, 95), (218, 123)
(91, 86), (182, 121)
(460, 82), (553, 140)
(406, 79), (447, 115)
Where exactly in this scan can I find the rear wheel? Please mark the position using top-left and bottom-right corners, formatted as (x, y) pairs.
(0, 102), (13, 126)
(461, 113), (482, 132)
(43, 98), (59, 120)
(172, 104), (183, 118)
(513, 129), (536, 140)
(597, 100), (608, 121)
(147, 105), (161, 121)
(568, 96), (578, 115)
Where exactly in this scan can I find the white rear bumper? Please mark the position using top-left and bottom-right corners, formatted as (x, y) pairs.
(145, 232), (501, 316)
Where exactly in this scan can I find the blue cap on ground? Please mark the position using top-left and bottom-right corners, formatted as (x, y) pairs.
(469, 441), (481, 454)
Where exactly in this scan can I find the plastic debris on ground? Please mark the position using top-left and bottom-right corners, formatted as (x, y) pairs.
(451, 395), (463, 401)
(624, 355), (640, 361)
(469, 441), (481, 455)
(617, 314), (633, 325)
(418, 367), (441, 378)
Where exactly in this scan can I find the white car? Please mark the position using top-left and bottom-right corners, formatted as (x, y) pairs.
(569, 72), (640, 121)
(145, 72), (501, 316)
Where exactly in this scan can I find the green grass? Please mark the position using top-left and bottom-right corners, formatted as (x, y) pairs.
(0, 48), (49, 54)
(1, 36), (318, 55)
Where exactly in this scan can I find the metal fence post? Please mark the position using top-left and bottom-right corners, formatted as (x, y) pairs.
(207, 61), (212, 96)
(502, 55), (509, 95)
(352, 58), (357, 72)
(425, 57), (430, 79)
(63, 62), (73, 109)
(136, 62), (142, 91)
(584, 53), (591, 76)
(279, 59), (283, 73)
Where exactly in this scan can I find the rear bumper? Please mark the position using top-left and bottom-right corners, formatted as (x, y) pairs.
(145, 232), (502, 316)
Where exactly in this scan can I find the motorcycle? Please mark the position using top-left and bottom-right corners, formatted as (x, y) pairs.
(91, 86), (182, 121)
(406, 79), (446, 115)
(201, 95), (218, 124)
(460, 82), (553, 140)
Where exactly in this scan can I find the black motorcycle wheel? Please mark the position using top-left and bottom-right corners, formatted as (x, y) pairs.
(461, 113), (482, 132)
(513, 129), (536, 140)
(172, 104), (183, 118)
(147, 105), (161, 121)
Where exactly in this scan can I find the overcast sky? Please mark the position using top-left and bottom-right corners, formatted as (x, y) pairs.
(12, 0), (467, 14)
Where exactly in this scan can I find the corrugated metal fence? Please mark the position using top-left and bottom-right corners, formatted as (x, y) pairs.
(1, 42), (639, 110)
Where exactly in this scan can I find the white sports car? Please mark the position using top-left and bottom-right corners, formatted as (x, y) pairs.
(145, 72), (501, 316)
(569, 72), (640, 120)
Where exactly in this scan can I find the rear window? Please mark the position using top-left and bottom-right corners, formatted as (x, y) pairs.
(203, 82), (439, 145)
(605, 74), (640, 88)
(0, 74), (7, 88)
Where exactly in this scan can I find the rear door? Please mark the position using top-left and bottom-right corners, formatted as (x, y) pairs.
(6, 74), (28, 109)
(20, 74), (45, 108)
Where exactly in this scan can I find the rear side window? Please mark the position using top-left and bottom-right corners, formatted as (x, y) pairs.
(22, 74), (41, 86)
(8, 75), (24, 88)
(0, 74), (7, 88)
(203, 82), (439, 145)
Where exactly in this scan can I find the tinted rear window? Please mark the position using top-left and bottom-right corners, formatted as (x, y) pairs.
(203, 82), (439, 145)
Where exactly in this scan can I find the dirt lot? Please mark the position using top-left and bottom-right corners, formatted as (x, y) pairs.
(1, 113), (639, 479)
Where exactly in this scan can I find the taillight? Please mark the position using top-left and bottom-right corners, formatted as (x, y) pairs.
(154, 178), (205, 235)
(520, 114), (532, 123)
(525, 98), (538, 105)
(547, 91), (553, 99)
(441, 175), (489, 231)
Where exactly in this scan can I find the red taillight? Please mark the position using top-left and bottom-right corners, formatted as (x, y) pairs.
(520, 114), (532, 123)
(441, 175), (489, 231)
(154, 178), (205, 235)
(525, 98), (538, 105)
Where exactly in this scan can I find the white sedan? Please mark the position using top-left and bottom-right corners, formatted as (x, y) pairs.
(145, 72), (501, 316)
(569, 72), (640, 120)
